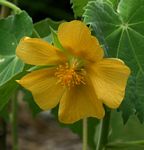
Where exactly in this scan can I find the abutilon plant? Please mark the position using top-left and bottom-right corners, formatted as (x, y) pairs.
(0, 0), (144, 150)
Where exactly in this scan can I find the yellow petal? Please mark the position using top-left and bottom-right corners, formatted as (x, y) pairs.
(58, 20), (104, 62)
(88, 58), (131, 108)
(16, 37), (65, 66)
(58, 78), (105, 124)
(17, 68), (65, 110)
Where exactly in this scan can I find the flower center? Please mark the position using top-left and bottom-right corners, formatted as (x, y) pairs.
(55, 62), (85, 87)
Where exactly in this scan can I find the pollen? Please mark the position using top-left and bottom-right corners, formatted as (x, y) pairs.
(55, 62), (85, 87)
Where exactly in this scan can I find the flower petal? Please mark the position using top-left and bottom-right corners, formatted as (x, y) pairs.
(58, 79), (105, 124)
(88, 58), (131, 108)
(16, 37), (65, 66)
(17, 68), (65, 110)
(58, 20), (104, 62)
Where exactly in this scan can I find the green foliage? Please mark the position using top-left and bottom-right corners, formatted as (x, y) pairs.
(50, 27), (65, 50)
(70, 0), (120, 17)
(107, 111), (144, 150)
(83, 0), (144, 123)
(107, 0), (120, 9)
(0, 80), (17, 111)
(23, 90), (42, 116)
(0, 70), (31, 112)
(0, 11), (33, 112)
(33, 18), (62, 41)
(70, 0), (90, 17)
(119, 75), (136, 123)
(0, 11), (33, 86)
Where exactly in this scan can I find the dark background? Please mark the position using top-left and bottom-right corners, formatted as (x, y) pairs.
(18, 0), (74, 22)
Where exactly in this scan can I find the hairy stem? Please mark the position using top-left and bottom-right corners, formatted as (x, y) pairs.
(96, 110), (111, 150)
(0, 0), (21, 13)
(83, 118), (88, 150)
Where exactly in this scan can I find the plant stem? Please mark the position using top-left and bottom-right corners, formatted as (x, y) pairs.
(107, 140), (144, 148)
(0, 118), (6, 150)
(96, 110), (111, 150)
(0, 0), (21, 14)
(33, 29), (41, 38)
(83, 118), (88, 150)
(11, 92), (18, 150)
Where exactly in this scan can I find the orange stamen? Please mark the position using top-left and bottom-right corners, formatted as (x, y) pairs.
(55, 62), (85, 87)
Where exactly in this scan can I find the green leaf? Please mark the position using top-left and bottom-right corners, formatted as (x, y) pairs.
(135, 71), (144, 123)
(23, 90), (42, 117)
(0, 80), (17, 111)
(70, 0), (90, 17)
(106, 111), (144, 150)
(70, 0), (117, 17)
(52, 107), (99, 149)
(119, 75), (136, 124)
(83, 0), (144, 123)
(50, 26), (64, 50)
(33, 18), (62, 39)
(0, 71), (28, 112)
(107, 0), (120, 9)
(0, 11), (33, 86)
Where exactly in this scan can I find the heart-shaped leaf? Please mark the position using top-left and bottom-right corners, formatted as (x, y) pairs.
(0, 11), (33, 87)
(83, 0), (144, 123)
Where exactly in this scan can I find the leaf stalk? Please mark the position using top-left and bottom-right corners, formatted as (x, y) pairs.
(96, 110), (111, 150)
(83, 118), (88, 150)
(0, 0), (21, 14)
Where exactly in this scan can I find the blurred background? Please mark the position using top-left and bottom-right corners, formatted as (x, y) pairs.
(18, 0), (74, 22)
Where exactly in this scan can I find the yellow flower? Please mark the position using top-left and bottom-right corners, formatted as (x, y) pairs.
(16, 20), (130, 124)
